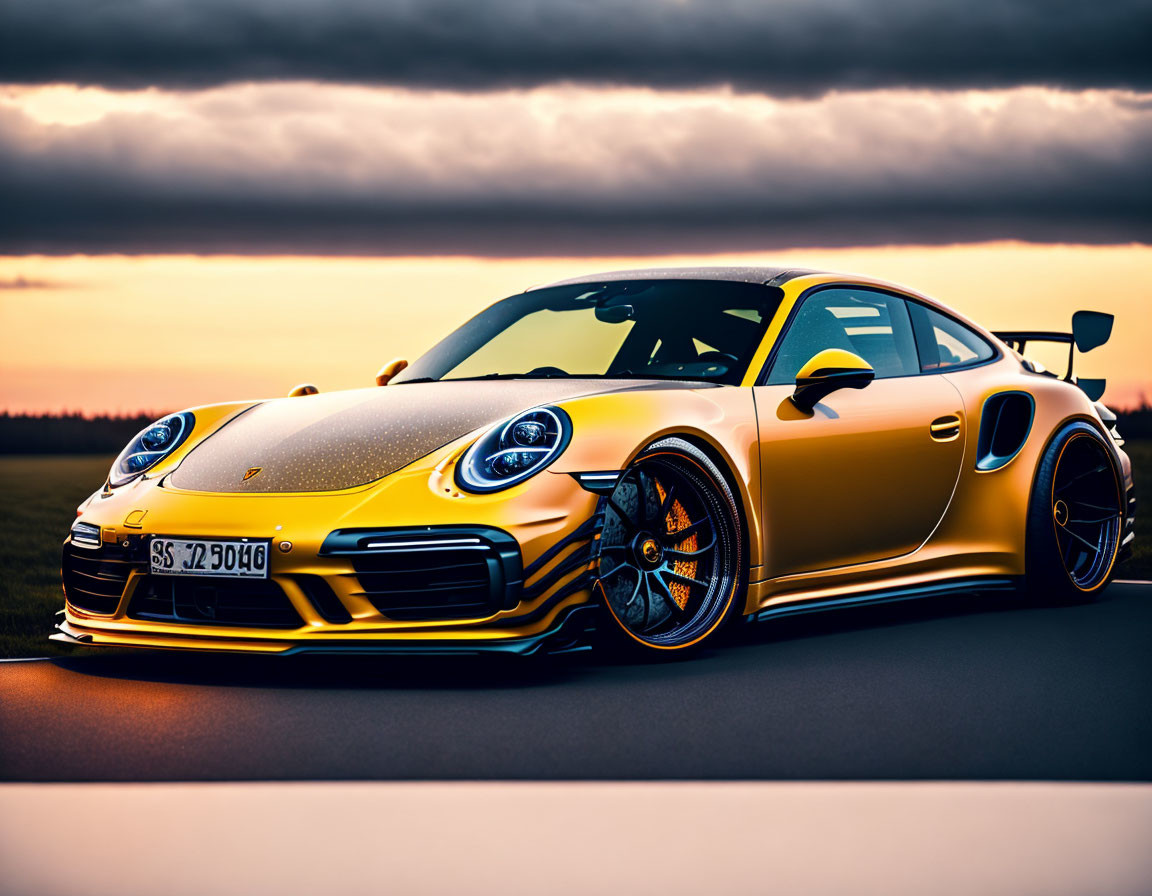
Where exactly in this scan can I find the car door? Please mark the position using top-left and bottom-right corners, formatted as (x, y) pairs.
(752, 286), (966, 577)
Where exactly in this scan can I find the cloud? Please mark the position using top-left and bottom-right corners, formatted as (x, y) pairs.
(1, 84), (1149, 254)
(0, 0), (1150, 94)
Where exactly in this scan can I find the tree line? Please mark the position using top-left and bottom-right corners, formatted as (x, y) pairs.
(0, 412), (162, 454)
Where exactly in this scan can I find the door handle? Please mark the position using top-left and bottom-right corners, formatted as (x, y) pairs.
(930, 414), (962, 442)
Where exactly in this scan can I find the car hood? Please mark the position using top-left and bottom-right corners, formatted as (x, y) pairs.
(168, 379), (672, 493)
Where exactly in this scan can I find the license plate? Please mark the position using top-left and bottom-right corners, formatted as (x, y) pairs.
(150, 538), (269, 578)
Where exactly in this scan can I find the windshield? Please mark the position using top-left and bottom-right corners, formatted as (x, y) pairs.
(393, 280), (783, 386)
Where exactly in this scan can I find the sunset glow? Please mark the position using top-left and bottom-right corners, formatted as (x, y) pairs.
(2, 244), (1149, 414)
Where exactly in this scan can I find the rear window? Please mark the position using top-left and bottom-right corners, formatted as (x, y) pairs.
(910, 305), (996, 371)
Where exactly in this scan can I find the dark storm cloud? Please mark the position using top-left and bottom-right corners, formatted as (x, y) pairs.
(1, 0), (1150, 93)
(1, 85), (1149, 254)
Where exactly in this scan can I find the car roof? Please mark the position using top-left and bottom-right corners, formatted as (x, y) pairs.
(530, 265), (983, 332)
(532, 266), (824, 290)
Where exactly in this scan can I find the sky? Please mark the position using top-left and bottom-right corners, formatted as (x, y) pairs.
(0, 0), (1149, 413)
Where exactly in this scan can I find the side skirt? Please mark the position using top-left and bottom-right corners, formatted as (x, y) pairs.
(751, 576), (1019, 624)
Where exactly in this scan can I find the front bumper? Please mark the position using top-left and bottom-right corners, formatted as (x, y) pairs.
(58, 466), (607, 655)
(51, 604), (599, 656)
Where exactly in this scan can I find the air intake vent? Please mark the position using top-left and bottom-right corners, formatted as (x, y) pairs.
(128, 575), (303, 628)
(320, 527), (522, 621)
(297, 575), (352, 624)
(976, 392), (1034, 471)
(61, 535), (146, 615)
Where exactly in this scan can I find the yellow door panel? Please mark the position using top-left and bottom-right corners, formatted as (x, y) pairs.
(754, 375), (965, 576)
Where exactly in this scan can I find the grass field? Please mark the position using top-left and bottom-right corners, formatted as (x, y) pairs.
(0, 456), (114, 658)
(1, 448), (1149, 659)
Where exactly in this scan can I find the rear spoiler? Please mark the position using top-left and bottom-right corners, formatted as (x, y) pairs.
(993, 310), (1113, 401)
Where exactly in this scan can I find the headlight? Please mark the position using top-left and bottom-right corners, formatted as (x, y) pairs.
(456, 406), (571, 492)
(109, 412), (194, 487)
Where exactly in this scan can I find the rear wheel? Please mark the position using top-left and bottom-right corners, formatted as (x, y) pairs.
(1024, 422), (1123, 604)
(594, 438), (744, 653)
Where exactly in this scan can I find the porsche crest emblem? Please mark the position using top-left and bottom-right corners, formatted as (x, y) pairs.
(243, 467), (262, 482)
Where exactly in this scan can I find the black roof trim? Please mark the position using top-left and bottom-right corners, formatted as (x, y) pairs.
(533, 265), (823, 290)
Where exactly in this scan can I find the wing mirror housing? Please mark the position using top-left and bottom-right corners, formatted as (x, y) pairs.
(288, 383), (319, 397)
(791, 349), (875, 412)
(375, 358), (409, 386)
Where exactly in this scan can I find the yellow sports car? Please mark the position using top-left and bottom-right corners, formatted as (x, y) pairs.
(55, 267), (1136, 655)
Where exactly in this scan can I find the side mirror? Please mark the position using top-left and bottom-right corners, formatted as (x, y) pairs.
(791, 349), (875, 412)
(1072, 311), (1113, 353)
(288, 383), (319, 397)
(375, 358), (409, 386)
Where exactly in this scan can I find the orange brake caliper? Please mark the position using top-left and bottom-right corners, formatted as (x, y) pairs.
(654, 479), (698, 610)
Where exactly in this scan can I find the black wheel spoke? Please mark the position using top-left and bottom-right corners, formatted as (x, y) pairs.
(607, 497), (639, 530)
(623, 570), (643, 608)
(664, 534), (716, 559)
(637, 469), (659, 524)
(1062, 526), (1101, 552)
(665, 568), (711, 590)
(598, 562), (632, 581)
(667, 517), (710, 540)
(1067, 514), (1117, 525)
(649, 571), (685, 616)
(658, 482), (678, 519)
(1056, 464), (1106, 494)
(1070, 500), (1120, 513)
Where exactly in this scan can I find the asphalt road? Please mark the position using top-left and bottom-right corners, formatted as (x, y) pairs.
(2, 583), (1150, 781)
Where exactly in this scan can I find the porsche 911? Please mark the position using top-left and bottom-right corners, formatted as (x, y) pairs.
(54, 267), (1136, 655)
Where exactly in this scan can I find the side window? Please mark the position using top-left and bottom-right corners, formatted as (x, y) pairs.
(909, 304), (996, 371)
(767, 288), (920, 384)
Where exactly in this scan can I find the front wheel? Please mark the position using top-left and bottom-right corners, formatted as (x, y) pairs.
(594, 438), (744, 653)
(1024, 421), (1124, 604)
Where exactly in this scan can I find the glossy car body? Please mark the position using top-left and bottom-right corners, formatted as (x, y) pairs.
(55, 267), (1136, 655)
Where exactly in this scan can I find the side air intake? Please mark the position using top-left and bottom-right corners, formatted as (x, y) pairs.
(976, 392), (1034, 471)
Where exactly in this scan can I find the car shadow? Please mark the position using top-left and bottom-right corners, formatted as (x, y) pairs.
(47, 648), (596, 691)
(46, 585), (1072, 690)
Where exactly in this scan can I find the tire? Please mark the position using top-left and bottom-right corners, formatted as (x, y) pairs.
(1024, 421), (1124, 604)
(594, 437), (745, 654)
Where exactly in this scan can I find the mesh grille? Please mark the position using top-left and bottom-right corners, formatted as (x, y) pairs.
(128, 575), (303, 628)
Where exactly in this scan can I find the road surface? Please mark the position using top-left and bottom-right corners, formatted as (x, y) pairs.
(2, 583), (1150, 781)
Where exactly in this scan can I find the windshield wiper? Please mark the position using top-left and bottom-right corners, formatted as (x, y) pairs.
(440, 371), (577, 381)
